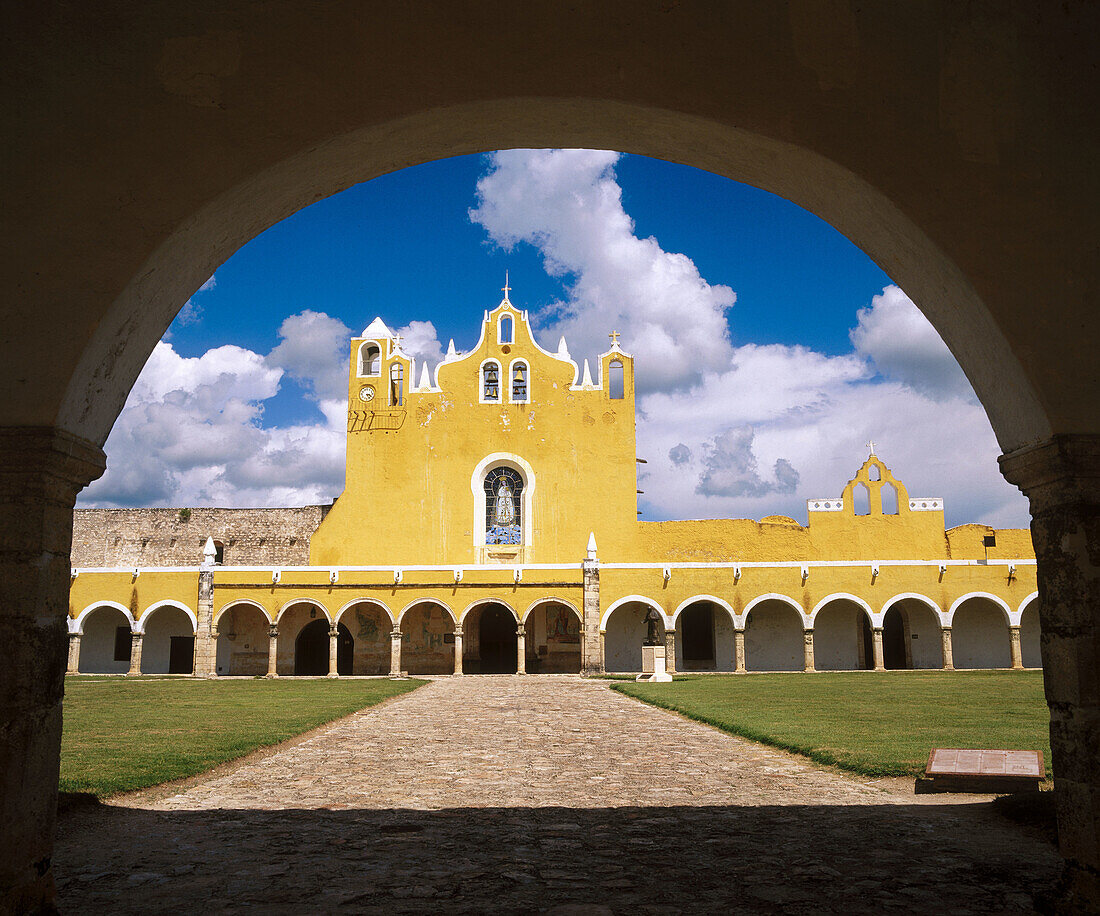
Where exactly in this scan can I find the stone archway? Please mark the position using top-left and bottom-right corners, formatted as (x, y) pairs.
(812, 599), (873, 671)
(1020, 600), (1042, 669)
(603, 600), (664, 673)
(139, 606), (195, 675)
(951, 598), (1012, 670)
(76, 606), (133, 675)
(524, 602), (582, 674)
(744, 600), (803, 672)
(294, 619), (352, 676)
(401, 602), (456, 676)
(215, 604), (271, 676)
(464, 603), (517, 675)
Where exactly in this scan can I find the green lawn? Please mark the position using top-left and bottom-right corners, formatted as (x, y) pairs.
(61, 676), (424, 797)
(613, 671), (1051, 779)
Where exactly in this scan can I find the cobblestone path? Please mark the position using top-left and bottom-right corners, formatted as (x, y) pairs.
(55, 676), (1060, 914)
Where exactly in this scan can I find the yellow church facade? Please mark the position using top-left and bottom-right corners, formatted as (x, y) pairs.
(67, 294), (1040, 678)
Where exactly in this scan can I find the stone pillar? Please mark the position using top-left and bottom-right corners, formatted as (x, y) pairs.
(1000, 435), (1100, 909)
(453, 626), (463, 675)
(193, 565), (217, 677)
(0, 428), (104, 910)
(266, 625), (278, 677)
(581, 556), (602, 675)
(390, 626), (403, 677)
(127, 631), (143, 675)
(598, 630), (606, 671)
(803, 629), (816, 672)
(1009, 625), (1024, 670)
(871, 628), (885, 671)
(735, 629), (746, 673)
(516, 624), (526, 675)
(327, 623), (339, 677)
(66, 632), (81, 675)
(941, 627), (954, 670)
(664, 628), (677, 673)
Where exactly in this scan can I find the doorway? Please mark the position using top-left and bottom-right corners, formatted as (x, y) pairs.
(478, 605), (517, 674)
(294, 619), (353, 675)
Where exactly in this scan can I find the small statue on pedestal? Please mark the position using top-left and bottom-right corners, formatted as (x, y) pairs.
(643, 608), (663, 646)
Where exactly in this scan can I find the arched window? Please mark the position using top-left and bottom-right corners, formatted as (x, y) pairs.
(360, 342), (381, 376)
(482, 361), (501, 402)
(868, 464), (881, 481)
(609, 360), (624, 399)
(389, 363), (404, 406)
(213, 540), (225, 565)
(881, 481), (899, 515)
(853, 483), (870, 516)
(484, 466), (523, 544)
(511, 361), (528, 402)
(499, 315), (514, 344)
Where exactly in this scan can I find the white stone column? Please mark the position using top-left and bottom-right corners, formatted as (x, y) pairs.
(735, 629), (746, 673)
(941, 627), (954, 670)
(453, 626), (463, 675)
(516, 623), (526, 675)
(1010, 625), (1024, 669)
(327, 624), (339, 677)
(66, 633), (81, 675)
(266, 625), (278, 677)
(390, 626), (403, 677)
(872, 628), (885, 671)
(664, 628), (677, 673)
(803, 629), (816, 672)
(127, 632), (143, 676)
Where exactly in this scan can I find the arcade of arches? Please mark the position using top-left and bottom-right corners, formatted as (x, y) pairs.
(5, 3), (1100, 910)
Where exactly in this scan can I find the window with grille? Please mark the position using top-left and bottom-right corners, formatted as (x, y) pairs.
(484, 466), (523, 544)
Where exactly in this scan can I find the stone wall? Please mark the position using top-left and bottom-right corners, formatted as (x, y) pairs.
(71, 506), (328, 567)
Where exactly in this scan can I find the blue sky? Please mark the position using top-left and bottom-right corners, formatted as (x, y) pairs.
(85, 150), (1029, 528)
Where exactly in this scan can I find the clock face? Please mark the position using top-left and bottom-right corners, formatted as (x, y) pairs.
(358, 385), (375, 402)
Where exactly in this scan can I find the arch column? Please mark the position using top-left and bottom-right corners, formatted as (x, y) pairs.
(127, 632), (143, 676)
(803, 629), (816, 673)
(327, 624), (339, 677)
(389, 626), (403, 677)
(871, 628), (885, 671)
(1001, 434), (1100, 907)
(664, 628), (677, 674)
(516, 624), (526, 675)
(266, 625), (278, 678)
(734, 629), (746, 673)
(66, 633), (81, 675)
(598, 631), (606, 672)
(1009, 625), (1024, 670)
(941, 627), (954, 670)
(453, 626), (463, 675)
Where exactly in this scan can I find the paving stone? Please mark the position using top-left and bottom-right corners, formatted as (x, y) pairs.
(54, 675), (1060, 913)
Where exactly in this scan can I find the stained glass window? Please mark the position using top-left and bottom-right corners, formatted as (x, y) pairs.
(484, 466), (522, 544)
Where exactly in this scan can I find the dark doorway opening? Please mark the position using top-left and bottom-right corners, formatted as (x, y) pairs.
(681, 604), (716, 669)
(294, 619), (353, 675)
(478, 605), (517, 674)
(859, 614), (874, 670)
(168, 636), (195, 674)
(882, 608), (908, 669)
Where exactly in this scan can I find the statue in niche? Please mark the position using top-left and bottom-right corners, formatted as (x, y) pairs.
(644, 608), (663, 646)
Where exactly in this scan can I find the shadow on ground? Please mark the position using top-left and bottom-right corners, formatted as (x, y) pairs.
(55, 801), (1060, 914)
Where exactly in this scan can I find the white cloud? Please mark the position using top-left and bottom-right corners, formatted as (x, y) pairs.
(395, 320), (445, 376)
(266, 310), (352, 402)
(470, 149), (736, 392)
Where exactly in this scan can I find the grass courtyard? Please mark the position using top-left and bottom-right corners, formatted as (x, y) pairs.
(60, 676), (424, 797)
(613, 670), (1051, 779)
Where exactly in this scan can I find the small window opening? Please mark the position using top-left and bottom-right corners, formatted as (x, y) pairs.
(868, 464), (881, 481)
(390, 363), (404, 406)
(483, 362), (500, 401)
(511, 362), (528, 401)
(881, 482), (899, 515)
(609, 360), (624, 399)
(361, 343), (381, 376)
(213, 540), (225, 565)
(853, 483), (870, 516)
(499, 315), (513, 344)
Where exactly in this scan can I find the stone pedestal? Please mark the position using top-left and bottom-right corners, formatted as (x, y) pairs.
(67, 632), (81, 675)
(0, 427), (104, 912)
(639, 645), (672, 683)
(266, 625), (278, 677)
(453, 626), (463, 675)
(941, 627), (954, 670)
(1001, 434), (1100, 909)
(127, 632), (143, 675)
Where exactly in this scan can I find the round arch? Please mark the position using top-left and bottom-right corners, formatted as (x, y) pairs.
(742, 593), (806, 628)
(275, 597), (333, 624)
(810, 593), (875, 627)
(460, 597), (516, 625)
(600, 595), (666, 632)
(399, 597), (457, 626)
(136, 600), (198, 634)
(336, 597), (396, 627)
(1017, 590), (1040, 618)
(214, 598), (273, 628)
(880, 593), (945, 625)
(947, 592), (1013, 627)
(671, 594), (737, 627)
(522, 596), (582, 624)
(74, 600), (135, 634)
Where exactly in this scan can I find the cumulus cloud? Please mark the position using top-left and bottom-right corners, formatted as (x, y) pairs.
(850, 285), (974, 400)
(696, 426), (801, 498)
(668, 443), (692, 466)
(470, 149), (735, 392)
(395, 320), (446, 374)
(266, 310), (352, 402)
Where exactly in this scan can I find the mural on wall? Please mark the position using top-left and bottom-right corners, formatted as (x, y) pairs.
(547, 605), (580, 643)
(356, 608), (381, 640)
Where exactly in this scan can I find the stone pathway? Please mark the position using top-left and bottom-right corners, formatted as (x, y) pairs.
(55, 676), (1060, 913)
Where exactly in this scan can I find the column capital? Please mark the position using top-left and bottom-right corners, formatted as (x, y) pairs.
(516, 623), (526, 636)
(453, 625), (463, 637)
(0, 427), (106, 496)
(268, 624), (279, 638)
(999, 434), (1100, 510)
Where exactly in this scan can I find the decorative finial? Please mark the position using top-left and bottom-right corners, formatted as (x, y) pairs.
(502, 271), (511, 302)
(866, 439), (876, 457)
(609, 330), (621, 346)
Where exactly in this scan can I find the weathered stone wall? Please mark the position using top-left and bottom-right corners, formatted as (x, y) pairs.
(71, 507), (328, 567)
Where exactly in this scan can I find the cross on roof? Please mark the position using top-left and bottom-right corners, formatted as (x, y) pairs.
(866, 439), (876, 457)
(392, 333), (403, 350)
(609, 330), (621, 345)
(502, 271), (511, 301)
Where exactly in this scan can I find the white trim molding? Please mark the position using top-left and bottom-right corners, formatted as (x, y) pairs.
(214, 598), (273, 627)
(811, 593), (877, 628)
(600, 595), (667, 632)
(335, 597), (396, 627)
(670, 594), (738, 628)
(136, 600), (198, 634)
(74, 600), (136, 634)
(947, 591), (1014, 627)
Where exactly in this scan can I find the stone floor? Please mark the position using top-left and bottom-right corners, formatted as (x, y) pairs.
(54, 675), (1061, 913)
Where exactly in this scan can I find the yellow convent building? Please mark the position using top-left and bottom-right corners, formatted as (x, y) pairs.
(67, 292), (1040, 678)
